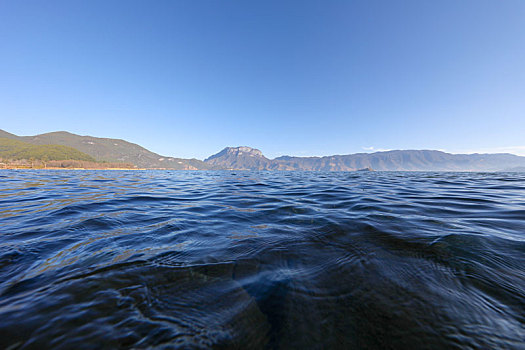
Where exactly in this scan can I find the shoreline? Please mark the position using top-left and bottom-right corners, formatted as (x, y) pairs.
(1, 167), (144, 170)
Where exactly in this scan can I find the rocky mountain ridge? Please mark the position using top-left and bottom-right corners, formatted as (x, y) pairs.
(205, 147), (271, 170)
(203, 147), (525, 172)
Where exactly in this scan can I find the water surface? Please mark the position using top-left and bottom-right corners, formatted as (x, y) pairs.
(0, 170), (524, 349)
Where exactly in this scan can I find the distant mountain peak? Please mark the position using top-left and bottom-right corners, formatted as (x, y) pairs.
(205, 146), (264, 162)
(204, 146), (270, 169)
(226, 146), (263, 156)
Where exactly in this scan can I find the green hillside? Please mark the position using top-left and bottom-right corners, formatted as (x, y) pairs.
(0, 138), (95, 161)
(11, 130), (212, 169)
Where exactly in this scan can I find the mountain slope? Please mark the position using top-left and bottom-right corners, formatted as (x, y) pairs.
(0, 130), (21, 140)
(206, 148), (525, 171)
(1, 130), (211, 170)
(0, 137), (95, 161)
(274, 150), (525, 171)
(205, 147), (272, 170)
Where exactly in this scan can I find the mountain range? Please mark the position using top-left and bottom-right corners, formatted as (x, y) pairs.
(2, 129), (525, 171)
(205, 146), (525, 172)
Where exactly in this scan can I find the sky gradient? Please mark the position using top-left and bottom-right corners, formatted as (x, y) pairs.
(1, 1), (524, 159)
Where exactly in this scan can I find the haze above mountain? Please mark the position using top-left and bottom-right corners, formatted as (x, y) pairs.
(2, 129), (525, 172)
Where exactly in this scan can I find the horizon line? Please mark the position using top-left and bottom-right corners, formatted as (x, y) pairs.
(2, 128), (525, 159)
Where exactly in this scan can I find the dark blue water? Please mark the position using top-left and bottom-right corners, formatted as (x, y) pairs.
(0, 170), (524, 349)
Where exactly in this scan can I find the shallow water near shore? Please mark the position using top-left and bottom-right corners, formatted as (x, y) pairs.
(0, 170), (524, 349)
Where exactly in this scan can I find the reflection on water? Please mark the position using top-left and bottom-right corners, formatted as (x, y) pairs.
(0, 170), (524, 349)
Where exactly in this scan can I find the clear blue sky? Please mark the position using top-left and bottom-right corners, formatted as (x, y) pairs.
(1, 0), (524, 159)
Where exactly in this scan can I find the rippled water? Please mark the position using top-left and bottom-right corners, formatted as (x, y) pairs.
(0, 170), (524, 349)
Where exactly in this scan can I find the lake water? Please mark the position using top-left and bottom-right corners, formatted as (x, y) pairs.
(0, 170), (524, 349)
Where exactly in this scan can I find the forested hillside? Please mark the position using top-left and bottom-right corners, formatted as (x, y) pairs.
(0, 138), (95, 161)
